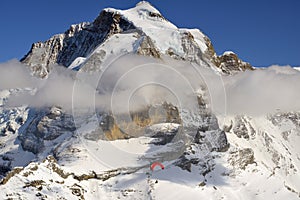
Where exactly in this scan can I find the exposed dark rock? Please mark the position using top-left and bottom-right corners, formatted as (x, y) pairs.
(269, 112), (300, 128)
(6, 122), (17, 134)
(197, 95), (207, 110)
(149, 11), (165, 20)
(79, 49), (106, 72)
(232, 116), (256, 140)
(149, 129), (178, 145)
(262, 131), (273, 148)
(180, 31), (204, 65)
(70, 183), (85, 199)
(202, 36), (220, 66)
(229, 148), (255, 170)
(97, 102), (181, 141)
(211, 131), (230, 152)
(198, 182), (206, 187)
(199, 113), (220, 132)
(21, 9), (136, 77)
(1, 121), (18, 135)
(23, 180), (46, 191)
(136, 36), (161, 58)
(176, 125), (229, 173)
(165, 48), (182, 60)
(18, 107), (76, 154)
(0, 167), (23, 185)
(21, 3), (252, 77)
(175, 156), (199, 172)
(73, 167), (140, 182)
(162, 102), (181, 124)
(98, 114), (131, 140)
(281, 130), (291, 141)
(217, 52), (253, 74)
(194, 129), (205, 144)
(0, 164), (11, 178)
(196, 129), (229, 152)
(223, 120), (233, 132)
(44, 156), (71, 179)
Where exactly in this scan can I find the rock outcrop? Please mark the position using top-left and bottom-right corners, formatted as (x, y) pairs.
(21, 2), (252, 77)
(18, 107), (75, 154)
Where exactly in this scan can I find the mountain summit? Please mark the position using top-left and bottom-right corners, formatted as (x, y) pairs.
(21, 1), (252, 77)
(0, 2), (299, 200)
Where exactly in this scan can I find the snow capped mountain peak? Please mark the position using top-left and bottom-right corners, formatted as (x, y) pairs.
(135, 1), (161, 13)
(103, 1), (180, 57)
(122, 2), (175, 29)
(20, 2), (253, 78)
(136, 1), (153, 7)
(105, 1), (167, 27)
(222, 51), (235, 56)
(5, 4), (300, 199)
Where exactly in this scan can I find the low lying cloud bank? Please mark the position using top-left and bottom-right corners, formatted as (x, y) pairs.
(0, 60), (38, 89)
(1, 57), (300, 116)
(223, 65), (300, 115)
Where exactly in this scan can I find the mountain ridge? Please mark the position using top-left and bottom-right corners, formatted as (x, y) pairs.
(0, 2), (299, 199)
(21, 1), (253, 78)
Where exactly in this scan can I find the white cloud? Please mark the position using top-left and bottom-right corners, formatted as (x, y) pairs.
(223, 65), (300, 115)
(1, 58), (300, 117)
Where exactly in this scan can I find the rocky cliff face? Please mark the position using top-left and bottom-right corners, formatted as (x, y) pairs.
(217, 51), (253, 74)
(21, 10), (136, 77)
(0, 2), (299, 200)
(18, 106), (76, 154)
(21, 1), (252, 77)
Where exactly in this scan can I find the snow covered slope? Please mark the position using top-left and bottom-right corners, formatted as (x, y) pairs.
(21, 1), (252, 77)
(294, 67), (300, 72)
(0, 1), (299, 200)
(1, 114), (299, 199)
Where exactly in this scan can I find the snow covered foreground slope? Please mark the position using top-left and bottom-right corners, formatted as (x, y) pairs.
(0, 1), (300, 199)
(1, 106), (299, 199)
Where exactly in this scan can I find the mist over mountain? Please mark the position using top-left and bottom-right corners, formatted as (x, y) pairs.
(0, 2), (299, 199)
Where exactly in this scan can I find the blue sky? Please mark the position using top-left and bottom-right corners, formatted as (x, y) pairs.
(0, 0), (299, 67)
